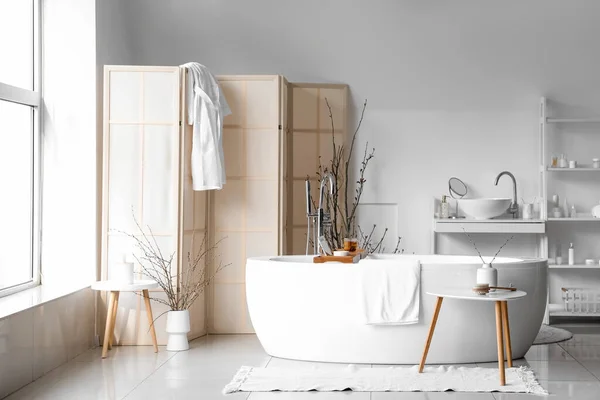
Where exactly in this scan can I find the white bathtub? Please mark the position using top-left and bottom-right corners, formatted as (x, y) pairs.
(246, 254), (547, 364)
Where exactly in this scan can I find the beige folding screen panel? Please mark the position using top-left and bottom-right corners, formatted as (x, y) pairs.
(287, 84), (348, 255)
(102, 68), (344, 338)
(208, 75), (287, 334)
(101, 66), (208, 345)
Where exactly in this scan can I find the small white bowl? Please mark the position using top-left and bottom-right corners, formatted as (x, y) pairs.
(585, 259), (596, 265)
(334, 250), (349, 257)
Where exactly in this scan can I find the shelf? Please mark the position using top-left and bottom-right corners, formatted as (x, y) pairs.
(547, 217), (600, 222)
(546, 118), (600, 123)
(547, 167), (600, 172)
(550, 311), (600, 317)
(549, 264), (600, 269)
(433, 219), (545, 233)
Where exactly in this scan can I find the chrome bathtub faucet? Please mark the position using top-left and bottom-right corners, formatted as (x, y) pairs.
(494, 171), (518, 219)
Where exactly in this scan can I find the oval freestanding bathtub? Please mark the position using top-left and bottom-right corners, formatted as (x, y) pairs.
(246, 254), (547, 364)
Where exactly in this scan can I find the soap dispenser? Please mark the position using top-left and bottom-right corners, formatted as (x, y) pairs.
(440, 195), (449, 219)
(568, 243), (575, 266)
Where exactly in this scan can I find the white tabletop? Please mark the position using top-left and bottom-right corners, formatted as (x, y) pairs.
(91, 280), (159, 291)
(426, 289), (527, 301)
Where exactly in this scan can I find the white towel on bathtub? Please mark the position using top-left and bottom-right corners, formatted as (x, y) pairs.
(359, 259), (420, 325)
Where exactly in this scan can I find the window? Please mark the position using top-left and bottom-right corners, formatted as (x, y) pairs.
(0, 0), (41, 296)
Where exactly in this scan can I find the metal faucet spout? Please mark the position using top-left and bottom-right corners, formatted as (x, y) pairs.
(319, 173), (336, 210)
(317, 172), (336, 255)
(494, 171), (518, 218)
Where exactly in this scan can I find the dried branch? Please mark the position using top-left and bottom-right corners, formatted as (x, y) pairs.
(490, 235), (515, 264)
(344, 99), (368, 228)
(461, 227), (486, 264)
(117, 213), (230, 311)
(462, 227), (514, 265)
(392, 237), (404, 254)
(309, 98), (401, 254)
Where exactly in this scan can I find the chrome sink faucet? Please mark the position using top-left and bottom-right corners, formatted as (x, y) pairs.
(494, 171), (518, 218)
(317, 172), (336, 254)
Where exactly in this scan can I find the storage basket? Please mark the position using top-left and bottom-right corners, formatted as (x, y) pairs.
(561, 287), (600, 314)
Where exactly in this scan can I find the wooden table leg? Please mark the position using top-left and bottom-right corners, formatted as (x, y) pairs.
(102, 291), (116, 359)
(501, 301), (513, 368)
(495, 301), (505, 386)
(108, 291), (120, 349)
(419, 296), (444, 373)
(143, 289), (159, 353)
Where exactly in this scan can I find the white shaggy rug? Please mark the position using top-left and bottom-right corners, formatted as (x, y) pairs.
(533, 324), (573, 345)
(223, 365), (547, 395)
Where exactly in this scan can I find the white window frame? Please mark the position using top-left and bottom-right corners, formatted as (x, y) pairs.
(0, 0), (42, 297)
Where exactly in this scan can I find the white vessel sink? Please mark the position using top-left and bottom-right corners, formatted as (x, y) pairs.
(459, 198), (512, 220)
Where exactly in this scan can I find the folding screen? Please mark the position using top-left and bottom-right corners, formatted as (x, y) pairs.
(208, 75), (288, 333)
(287, 84), (348, 255)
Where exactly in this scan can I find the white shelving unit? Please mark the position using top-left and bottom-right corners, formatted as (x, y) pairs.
(549, 265), (600, 269)
(433, 219), (546, 233)
(549, 310), (600, 317)
(547, 118), (600, 123)
(547, 167), (600, 172)
(547, 217), (600, 222)
(540, 97), (600, 320)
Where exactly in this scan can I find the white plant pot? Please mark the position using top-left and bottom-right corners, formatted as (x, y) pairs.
(166, 310), (190, 351)
(476, 263), (498, 290)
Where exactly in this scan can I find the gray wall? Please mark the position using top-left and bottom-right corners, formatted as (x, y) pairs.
(105, 0), (600, 256)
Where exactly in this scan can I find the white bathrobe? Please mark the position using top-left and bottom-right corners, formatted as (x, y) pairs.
(181, 62), (231, 191)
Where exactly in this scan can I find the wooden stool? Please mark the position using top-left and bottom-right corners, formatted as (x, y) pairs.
(91, 280), (160, 358)
(418, 289), (527, 385)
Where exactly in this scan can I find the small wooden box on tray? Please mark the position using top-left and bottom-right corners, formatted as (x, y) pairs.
(313, 249), (364, 264)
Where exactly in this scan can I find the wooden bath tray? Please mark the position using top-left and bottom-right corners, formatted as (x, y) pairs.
(313, 249), (364, 264)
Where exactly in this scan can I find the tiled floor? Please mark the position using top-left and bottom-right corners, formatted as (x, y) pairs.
(6, 332), (600, 399)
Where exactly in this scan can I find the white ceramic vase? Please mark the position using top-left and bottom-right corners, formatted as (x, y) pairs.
(166, 310), (190, 351)
(476, 263), (497, 289)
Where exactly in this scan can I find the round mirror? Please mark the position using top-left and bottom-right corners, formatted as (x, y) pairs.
(448, 177), (468, 199)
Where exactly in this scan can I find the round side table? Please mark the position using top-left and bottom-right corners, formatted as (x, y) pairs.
(91, 280), (159, 358)
(418, 289), (527, 386)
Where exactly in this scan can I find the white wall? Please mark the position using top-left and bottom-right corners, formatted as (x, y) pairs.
(112, 0), (600, 257)
(0, 289), (94, 398)
(95, 0), (134, 276)
(42, 0), (97, 286)
(0, 3), (101, 395)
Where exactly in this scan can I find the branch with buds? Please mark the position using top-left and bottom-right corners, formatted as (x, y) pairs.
(118, 214), (230, 312)
(310, 98), (402, 254)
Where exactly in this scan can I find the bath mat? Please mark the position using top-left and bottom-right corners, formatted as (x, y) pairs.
(533, 324), (573, 345)
(223, 365), (547, 394)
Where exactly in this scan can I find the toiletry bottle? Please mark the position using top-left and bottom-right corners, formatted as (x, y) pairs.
(440, 195), (449, 219)
(570, 205), (577, 218)
(559, 154), (568, 168)
(556, 244), (562, 265)
(568, 243), (575, 266)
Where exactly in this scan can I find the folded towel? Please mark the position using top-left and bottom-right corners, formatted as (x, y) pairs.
(359, 259), (420, 325)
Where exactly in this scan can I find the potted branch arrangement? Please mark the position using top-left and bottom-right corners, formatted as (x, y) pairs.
(123, 219), (229, 351)
(462, 227), (514, 288)
(315, 98), (403, 254)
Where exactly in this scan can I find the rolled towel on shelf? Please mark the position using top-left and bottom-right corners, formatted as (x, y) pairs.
(359, 259), (421, 325)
